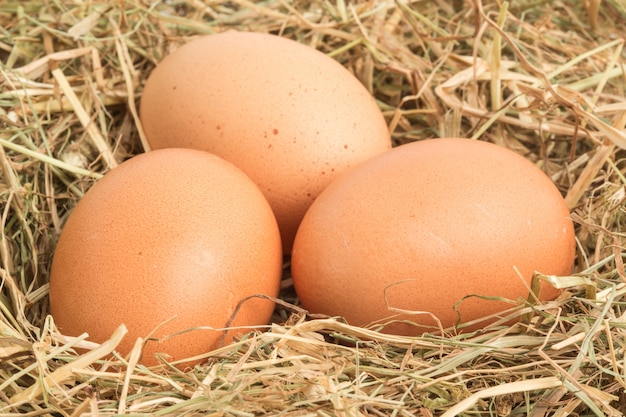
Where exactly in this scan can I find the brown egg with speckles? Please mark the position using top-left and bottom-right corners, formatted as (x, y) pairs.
(292, 138), (576, 334)
(50, 148), (282, 366)
(139, 31), (391, 253)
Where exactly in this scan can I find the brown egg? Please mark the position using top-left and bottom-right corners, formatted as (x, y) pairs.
(139, 31), (391, 253)
(291, 138), (576, 334)
(49, 148), (282, 366)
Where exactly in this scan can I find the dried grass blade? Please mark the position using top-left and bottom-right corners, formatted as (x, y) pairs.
(434, 60), (590, 138)
(541, 39), (623, 85)
(578, 110), (626, 149)
(421, 335), (552, 379)
(0, 137), (103, 179)
(440, 377), (563, 417)
(67, 6), (112, 40)
(112, 23), (149, 153)
(586, 0), (601, 31)
(8, 324), (128, 405)
(11, 48), (92, 80)
(565, 142), (616, 208)
(50, 68), (117, 169)
(68, 397), (91, 417)
(118, 337), (144, 414)
(489, 2), (508, 113)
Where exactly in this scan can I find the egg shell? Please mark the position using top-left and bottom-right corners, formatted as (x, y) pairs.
(139, 30), (391, 253)
(49, 148), (282, 366)
(291, 138), (576, 334)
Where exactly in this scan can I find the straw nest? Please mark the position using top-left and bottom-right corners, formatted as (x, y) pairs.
(1, 0), (625, 415)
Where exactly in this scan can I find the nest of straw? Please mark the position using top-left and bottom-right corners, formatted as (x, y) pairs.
(1, 0), (625, 415)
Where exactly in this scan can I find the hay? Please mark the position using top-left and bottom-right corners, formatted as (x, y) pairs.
(1, 0), (625, 415)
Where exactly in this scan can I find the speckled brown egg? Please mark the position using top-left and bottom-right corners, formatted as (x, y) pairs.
(139, 31), (391, 253)
(49, 148), (282, 366)
(291, 138), (576, 334)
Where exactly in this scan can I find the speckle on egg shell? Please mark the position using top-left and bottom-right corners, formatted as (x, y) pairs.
(291, 138), (576, 335)
(49, 148), (282, 367)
